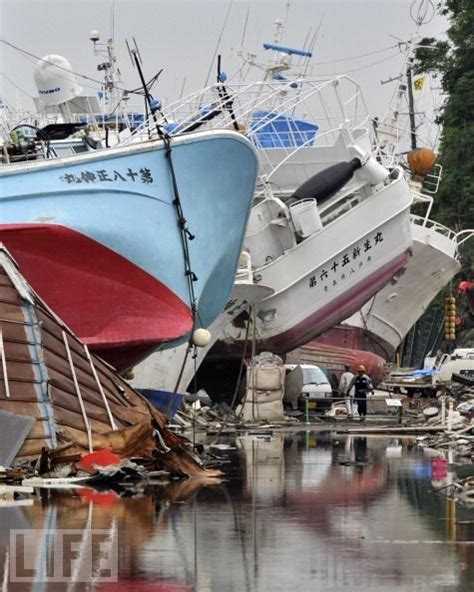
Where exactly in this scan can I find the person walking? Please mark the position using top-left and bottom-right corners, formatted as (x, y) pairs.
(348, 365), (374, 420)
(339, 364), (355, 416)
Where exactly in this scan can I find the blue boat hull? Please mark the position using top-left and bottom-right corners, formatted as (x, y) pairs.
(0, 131), (257, 370)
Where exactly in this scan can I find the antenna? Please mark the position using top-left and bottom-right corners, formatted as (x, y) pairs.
(410, 0), (435, 26)
(381, 75), (402, 85)
(240, 5), (250, 49)
(133, 38), (143, 64)
(126, 37), (163, 138)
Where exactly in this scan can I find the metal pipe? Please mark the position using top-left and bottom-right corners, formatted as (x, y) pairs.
(62, 331), (93, 452)
(83, 344), (118, 431)
(0, 326), (10, 398)
(154, 428), (171, 454)
(406, 59), (417, 150)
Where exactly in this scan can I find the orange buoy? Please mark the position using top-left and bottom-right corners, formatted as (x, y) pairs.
(407, 147), (437, 177)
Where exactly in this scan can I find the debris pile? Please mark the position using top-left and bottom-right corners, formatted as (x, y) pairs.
(413, 387), (474, 506)
(0, 244), (220, 493)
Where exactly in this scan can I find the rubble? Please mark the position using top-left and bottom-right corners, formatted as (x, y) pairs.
(0, 243), (221, 483)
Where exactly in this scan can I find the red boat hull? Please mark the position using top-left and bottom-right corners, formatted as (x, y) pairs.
(0, 224), (192, 371)
(314, 324), (394, 361)
(286, 340), (388, 385)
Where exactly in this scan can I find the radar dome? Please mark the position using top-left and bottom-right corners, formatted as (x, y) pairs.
(34, 55), (82, 108)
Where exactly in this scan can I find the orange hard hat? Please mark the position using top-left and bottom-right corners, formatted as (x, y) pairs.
(357, 365), (366, 372)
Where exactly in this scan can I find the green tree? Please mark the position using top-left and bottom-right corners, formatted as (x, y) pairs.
(414, 1), (474, 241)
(412, 1), (473, 347)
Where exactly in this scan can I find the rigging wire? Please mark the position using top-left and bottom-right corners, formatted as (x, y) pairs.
(0, 37), (161, 97)
(203, 0), (234, 89)
(313, 43), (399, 66)
(0, 72), (34, 98)
(314, 50), (402, 77)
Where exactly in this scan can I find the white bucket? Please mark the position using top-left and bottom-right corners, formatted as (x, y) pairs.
(289, 199), (322, 238)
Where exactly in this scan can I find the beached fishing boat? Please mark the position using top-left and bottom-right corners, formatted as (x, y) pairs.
(215, 163), (412, 356)
(0, 128), (258, 371)
(316, 189), (471, 360)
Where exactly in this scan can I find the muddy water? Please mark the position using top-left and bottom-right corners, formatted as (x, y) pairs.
(1, 432), (473, 591)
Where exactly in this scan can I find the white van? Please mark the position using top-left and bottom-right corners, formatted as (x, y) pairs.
(284, 364), (333, 411)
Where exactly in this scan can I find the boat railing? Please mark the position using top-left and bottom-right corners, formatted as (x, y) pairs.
(421, 164), (443, 195)
(455, 229), (474, 249)
(410, 213), (458, 240)
(410, 187), (435, 224)
(127, 75), (369, 151)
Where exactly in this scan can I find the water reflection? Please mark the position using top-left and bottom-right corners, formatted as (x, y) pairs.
(0, 433), (473, 591)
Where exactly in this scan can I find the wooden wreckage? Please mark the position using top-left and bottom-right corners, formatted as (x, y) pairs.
(0, 244), (217, 478)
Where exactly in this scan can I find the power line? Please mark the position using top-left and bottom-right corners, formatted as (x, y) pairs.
(314, 50), (402, 77)
(313, 44), (399, 66)
(0, 38), (107, 88)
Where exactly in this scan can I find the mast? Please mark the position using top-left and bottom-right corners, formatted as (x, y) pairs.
(406, 55), (417, 150)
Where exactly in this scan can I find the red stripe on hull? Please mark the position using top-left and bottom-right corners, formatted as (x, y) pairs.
(0, 224), (192, 370)
(210, 251), (411, 362)
(261, 250), (411, 354)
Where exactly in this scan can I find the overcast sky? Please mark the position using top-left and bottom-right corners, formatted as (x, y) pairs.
(0, 0), (447, 144)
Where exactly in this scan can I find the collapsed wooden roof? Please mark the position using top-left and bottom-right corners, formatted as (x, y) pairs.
(0, 244), (215, 476)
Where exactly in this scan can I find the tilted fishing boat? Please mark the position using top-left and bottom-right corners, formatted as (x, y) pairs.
(215, 162), (412, 356)
(315, 177), (472, 360)
(310, 14), (474, 362)
(0, 128), (258, 371)
(160, 75), (413, 358)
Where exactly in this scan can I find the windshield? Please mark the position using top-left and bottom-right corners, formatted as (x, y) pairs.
(302, 367), (328, 385)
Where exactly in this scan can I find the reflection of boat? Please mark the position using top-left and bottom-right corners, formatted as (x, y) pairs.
(0, 129), (257, 371)
(0, 484), (198, 590)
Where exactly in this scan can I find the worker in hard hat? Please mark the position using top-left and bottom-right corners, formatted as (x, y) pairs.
(347, 365), (374, 420)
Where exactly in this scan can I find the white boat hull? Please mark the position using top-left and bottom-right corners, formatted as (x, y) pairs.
(323, 221), (462, 358)
(218, 172), (413, 355)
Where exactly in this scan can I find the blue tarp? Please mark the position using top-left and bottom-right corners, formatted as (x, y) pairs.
(250, 110), (318, 148)
(138, 389), (184, 420)
(410, 368), (438, 379)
